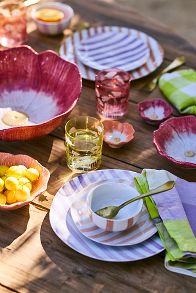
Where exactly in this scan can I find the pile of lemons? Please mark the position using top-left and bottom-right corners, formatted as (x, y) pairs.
(0, 165), (40, 205)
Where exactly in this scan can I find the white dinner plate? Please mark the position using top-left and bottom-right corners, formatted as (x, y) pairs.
(49, 169), (164, 262)
(75, 31), (150, 71)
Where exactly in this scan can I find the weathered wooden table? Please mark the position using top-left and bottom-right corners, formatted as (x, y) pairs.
(0, 1), (196, 292)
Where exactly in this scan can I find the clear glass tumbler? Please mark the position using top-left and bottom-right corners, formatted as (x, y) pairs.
(0, 0), (27, 48)
(95, 68), (131, 119)
(65, 116), (104, 173)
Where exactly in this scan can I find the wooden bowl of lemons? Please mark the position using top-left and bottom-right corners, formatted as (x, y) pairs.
(0, 152), (50, 210)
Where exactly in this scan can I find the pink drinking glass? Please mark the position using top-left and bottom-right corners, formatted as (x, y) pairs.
(0, 0), (27, 48)
(95, 68), (131, 119)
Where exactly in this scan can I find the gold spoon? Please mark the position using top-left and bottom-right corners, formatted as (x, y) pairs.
(95, 181), (175, 219)
(146, 56), (185, 92)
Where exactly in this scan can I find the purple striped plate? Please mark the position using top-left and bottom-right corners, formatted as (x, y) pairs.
(71, 179), (157, 246)
(75, 31), (150, 71)
(59, 26), (164, 81)
(49, 169), (164, 262)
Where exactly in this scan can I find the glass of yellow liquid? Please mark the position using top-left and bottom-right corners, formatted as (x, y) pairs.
(65, 116), (104, 173)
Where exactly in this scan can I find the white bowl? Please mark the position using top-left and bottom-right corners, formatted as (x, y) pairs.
(31, 2), (74, 36)
(87, 181), (143, 232)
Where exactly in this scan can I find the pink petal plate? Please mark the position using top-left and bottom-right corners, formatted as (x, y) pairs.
(0, 45), (81, 141)
(0, 152), (50, 211)
(103, 120), (135, 148)
(59, 26), (164, 81)
(49, 169), (164, 262)
(138, 98), (173, 125)
(153, 115), (196, 168)
(70, 179), (157, 246)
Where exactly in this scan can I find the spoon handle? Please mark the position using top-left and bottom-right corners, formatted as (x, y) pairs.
(119, 181), (175, 210)
(146, 56), (185, 92)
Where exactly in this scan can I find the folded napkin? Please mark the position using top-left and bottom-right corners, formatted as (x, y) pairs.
(159, 69), (196, 115)
(134, 169), (196, 277)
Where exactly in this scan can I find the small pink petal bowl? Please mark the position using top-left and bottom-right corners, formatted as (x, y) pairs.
(103, 120), (135, 148)
(0, 46), (81, 141)
(31, 2), (74, 35)
(0, 152), (50, 211)
(138, 98), (173, 125)
(153, 115), (196, 168)
(87, 181), (143, 232)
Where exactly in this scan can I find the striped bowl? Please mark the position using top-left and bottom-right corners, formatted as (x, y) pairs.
(31, 2), (74, 35)
(87, 181), (143, 232)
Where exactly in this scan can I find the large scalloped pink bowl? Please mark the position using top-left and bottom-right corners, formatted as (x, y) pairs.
(153, 116), (196, 168)
(0, 46), (82, 141)
(0, 152), (50, 211)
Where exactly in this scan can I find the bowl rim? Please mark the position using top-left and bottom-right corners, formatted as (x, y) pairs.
(87, 181), (143, 222)
(138, 98), (173, 123)
(31, 2), (74, 26)
(0, 45), (82, 133)
(0, 152), (50, 210)
(153, 115), (196, 168)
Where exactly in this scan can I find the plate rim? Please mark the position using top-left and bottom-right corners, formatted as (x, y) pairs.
(59, 26), (164, 81)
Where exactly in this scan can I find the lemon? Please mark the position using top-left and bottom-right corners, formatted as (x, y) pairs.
(0, 165), (9, 176)
(6, 165), (26, 179)
(0, 193), (6, 205)
(25, 168), (39, 182)
(18, 177), (32, 191)
(5, 176), (19, 190)
(0, 177), (4, 192)
(5, 190), (17, 204)
(15, 185), (30, 202)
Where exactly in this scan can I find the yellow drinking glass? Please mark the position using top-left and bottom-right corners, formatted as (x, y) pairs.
(65, 116), (104, 173)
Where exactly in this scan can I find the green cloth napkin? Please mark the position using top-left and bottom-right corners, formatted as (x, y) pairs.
(134, 169), (196, 277)
(159, 69), (196, 115)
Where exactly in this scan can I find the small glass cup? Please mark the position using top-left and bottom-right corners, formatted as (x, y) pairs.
(65, 116), (104, 173)
(0, 0), (27, 48)
(95, 68), (131, 119)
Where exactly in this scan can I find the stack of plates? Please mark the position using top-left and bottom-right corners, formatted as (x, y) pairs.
(50, 169), (164, 262)
(59, 26), (164, 81)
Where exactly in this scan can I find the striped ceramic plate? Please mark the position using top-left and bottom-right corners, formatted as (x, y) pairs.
(75, 31), (150, 71)
(49, 169), (164, 262)
(59, 26), (164, 81)
(70, 180), (157, 246)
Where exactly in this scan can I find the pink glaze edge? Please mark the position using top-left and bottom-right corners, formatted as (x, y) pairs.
(0, 45), (82, 141)
(0, 152), (50, 211)
(138, 99), (173, 124)
(153, 115), (196, 168)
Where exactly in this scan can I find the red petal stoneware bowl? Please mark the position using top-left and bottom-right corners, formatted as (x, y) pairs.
(153, 116), (196, 168)
(0, 46), (81, 141)
(138, 98), (172, 125)
(0, 152), (50, 211)
(103, 120), (135, 148)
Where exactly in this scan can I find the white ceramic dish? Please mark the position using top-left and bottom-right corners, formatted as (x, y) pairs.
(87, 181), (143, 232)
(49, 169), (164, 262)
(70, 180), (157, 246)
(31, 2), (74, 35)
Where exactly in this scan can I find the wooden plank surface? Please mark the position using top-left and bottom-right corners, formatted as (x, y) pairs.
(0, 0), (196, 292)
